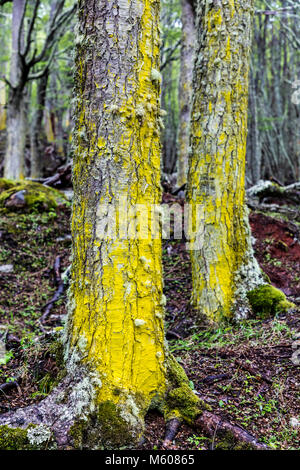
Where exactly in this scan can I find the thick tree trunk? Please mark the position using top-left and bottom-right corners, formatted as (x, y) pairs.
(67, 0), (167, 441)
(187, 0), (265, 322)
(177, 0), (195, 187)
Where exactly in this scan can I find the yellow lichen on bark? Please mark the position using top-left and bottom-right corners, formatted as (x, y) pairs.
(67, 0), (167, 432)
(0, 80), (6, 131)
(187, 0), (264, 322)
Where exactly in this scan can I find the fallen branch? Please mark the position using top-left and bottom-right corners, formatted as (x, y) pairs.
(166, 330), (183, 340)
(235, 359), (273, 385)
(195, 411), (268, 450)
(43, 162), (72, 189)
(202, 373), (231, 384)
(247, 180), (300, 205)
(0, 378), (19, 394)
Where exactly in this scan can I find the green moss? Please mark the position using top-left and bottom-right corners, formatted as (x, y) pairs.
(48, 340), (65, 369)
(214, 430), (257, 450)
(69, 401), (135, 450)
(164, 354), (211, 424)
(247, 284), (295, 319)
(44, 341), (67, 392)
(167, 354), (190, 387)
(0, 425), (38, 450)
(0, 178), (15, 192)
(166, 384), (200, 423)
(0, 179), (68, 212)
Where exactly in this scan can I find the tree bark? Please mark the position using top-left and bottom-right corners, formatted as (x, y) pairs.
(186, 0), (265, 322)
(4, 0), (27, 179)
(68, 0), (166, 433)
(177, 0), (195, 187)
(30, 70), (49, 178)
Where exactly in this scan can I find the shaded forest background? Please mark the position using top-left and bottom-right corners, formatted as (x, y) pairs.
(0, 0), (299, 185)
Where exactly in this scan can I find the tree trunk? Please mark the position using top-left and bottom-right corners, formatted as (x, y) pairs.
(0, 79), (5, 131)
(4, 88), (27, 179)
(68, 0), (167, 441)
(186, 0), (265, 322)
(177, 0), (195, 187)
(3, 0), (27, 180)
(247, 68), (261, 185)
(30, 71), (49, 178)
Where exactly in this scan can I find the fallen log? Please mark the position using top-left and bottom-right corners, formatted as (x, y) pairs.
(247, 180), (300, 205)
(247, 200), (300, 222)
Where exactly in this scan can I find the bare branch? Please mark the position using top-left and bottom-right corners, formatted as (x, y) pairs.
(17, 0), (28, 58)
(255, 5), (300, 16)
(0, 74), (13, 89)
(22, 0), (41, 58)
(31, 3), (76, 66)
(161, 38), (181, 71)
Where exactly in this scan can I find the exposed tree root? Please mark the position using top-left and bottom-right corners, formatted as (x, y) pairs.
(0, 350), (268, 450)
(195, 411), (268, 450)
(0, 374), (82, 448)
(0, 376), (268, 450)
(162, 418), (181, 447)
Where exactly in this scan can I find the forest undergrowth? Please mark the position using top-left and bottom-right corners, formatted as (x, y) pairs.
(0, 191), (299, 450)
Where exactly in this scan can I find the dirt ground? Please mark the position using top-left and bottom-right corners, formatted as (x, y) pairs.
(0, 193), (299, 450)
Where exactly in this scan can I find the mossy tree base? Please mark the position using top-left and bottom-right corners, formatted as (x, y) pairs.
(0, 351), (209, 450)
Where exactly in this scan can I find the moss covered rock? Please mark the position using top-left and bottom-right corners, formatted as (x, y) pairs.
(0, 178), (16, 192)
(0, 179), (68, 212)
(247, 284), (295, 319)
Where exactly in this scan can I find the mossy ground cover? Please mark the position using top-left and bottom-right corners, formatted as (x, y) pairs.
(0, 191), (299, 450)
(0, 197), (70, 411)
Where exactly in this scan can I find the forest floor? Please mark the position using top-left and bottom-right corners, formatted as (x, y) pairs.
(0, 190), (299, 450)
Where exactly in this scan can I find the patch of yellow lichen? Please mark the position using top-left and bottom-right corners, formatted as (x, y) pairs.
(70, 0), (166, 409)
(187, 1), (252, 321)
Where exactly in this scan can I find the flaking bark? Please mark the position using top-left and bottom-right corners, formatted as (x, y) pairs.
(187, 0), (265, 322)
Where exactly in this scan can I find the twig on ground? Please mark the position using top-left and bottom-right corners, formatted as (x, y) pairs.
(40, 256), (65, 324)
